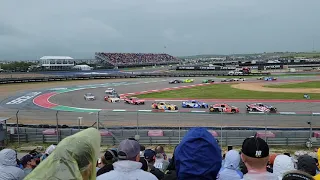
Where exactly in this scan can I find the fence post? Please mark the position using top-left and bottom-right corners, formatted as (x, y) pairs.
(56, 111), (59, 144)
(16, 110), (20, 147)
(97, 111), (100, 130)
(264, 113), (267, 141)
(220, 112), (223, 148)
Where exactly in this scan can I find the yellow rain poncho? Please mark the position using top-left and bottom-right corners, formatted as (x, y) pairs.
(25, 128), (101, 180)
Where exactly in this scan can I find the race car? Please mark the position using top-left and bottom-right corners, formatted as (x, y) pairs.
(105, 88), (116, 95)
(104, 94), (121, 103)
(183, 79), (194, 83)
(124, 97), (145, 105)
(257, 77), (264, 80)
(221, 79), (234, 82)
(246, 103), (277, 113)
(151, 102), (178, 110)
(232, 78), (246, 81)
(84, 93), (95, 100)
(202, 79), (215, 83)
(169, 79), (183, 84)
(264, 77), (277, 81)
(182, 100), (209, 108)
(209, 103), (239, 113)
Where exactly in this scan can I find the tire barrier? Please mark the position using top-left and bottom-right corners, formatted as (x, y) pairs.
(0, 72), (270, 84)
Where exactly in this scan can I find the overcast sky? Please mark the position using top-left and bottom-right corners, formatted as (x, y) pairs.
(1, 0), (320, 60)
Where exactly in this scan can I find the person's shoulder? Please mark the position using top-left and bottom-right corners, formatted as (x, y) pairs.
(96, 170), (117, 180)
(139, 170), (158, 179)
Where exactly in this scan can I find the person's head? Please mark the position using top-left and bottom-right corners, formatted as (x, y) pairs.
(282, 170), (315, 180)
(144, 149), (156, 164)
(241, 137), (270, 172)
(140, 145), (146, 157)
(175, 127), (222, 179)
(102, 149), (118, 165)
(155, 145), (167, 160)
(223, 150), (241, 170)
(297, 155), (317, 176)
(273, 155), (295, 179)
(0, 149), (19, 167)
(21, 154), (37, 169)
(118, 139), (140, 162)
(29, 150), (42, 165)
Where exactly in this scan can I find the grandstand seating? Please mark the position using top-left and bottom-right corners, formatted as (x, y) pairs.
(95, 52), (180, 67)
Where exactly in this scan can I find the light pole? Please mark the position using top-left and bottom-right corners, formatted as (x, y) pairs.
(307, 121), (312, 150)
(78, 117), (83, 131)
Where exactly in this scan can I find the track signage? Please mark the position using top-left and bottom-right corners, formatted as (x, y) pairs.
(6, 92), (42, 105)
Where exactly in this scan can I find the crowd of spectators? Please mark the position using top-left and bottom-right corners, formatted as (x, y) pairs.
(96, 52), (180, 66)
(2, 127), (320, 179)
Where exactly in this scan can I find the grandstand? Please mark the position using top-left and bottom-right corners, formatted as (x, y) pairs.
(95, 52), (181, 68)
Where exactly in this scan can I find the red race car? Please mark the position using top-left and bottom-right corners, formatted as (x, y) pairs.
(124, 97), (145, 105)
(209, 103), (240, 113)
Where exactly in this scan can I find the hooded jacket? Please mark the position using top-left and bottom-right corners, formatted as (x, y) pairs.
(273, 155), (295, 180)
(24, 128), (101, 180)
(96, 160), (158, 180)
(0, 149), (25, 180)
(174, 127), (222, 180)
(217, 150), (243, 180)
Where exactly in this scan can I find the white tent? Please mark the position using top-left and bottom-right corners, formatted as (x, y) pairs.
(73, 65), (93, 71)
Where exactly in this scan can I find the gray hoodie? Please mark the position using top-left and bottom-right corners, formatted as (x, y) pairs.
(0, 149), (25, 180)
(217, 150), (243, 180)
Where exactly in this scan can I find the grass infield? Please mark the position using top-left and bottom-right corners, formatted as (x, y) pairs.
(136, 84), (320, 99)
(265, 81), (320, 89)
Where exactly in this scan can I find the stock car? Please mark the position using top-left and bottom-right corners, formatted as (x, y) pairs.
(202, 79), (215, 83)
(221, 78), (234, 82)
(124, 97), (145, 105)
(84, 93), (95, 100)
(182, 100), (209, 108)
(264, 77), (277, 81)
(169, 79), (183, 84)
(105, 88), (116, 95)
(232, 78), (246, 81)
(246, 103), (277, 113)
(183, 79), (194, 83)
(104, 94), (121, 103)
(151, 102), (178, 110)
(209, 103), (239, 113)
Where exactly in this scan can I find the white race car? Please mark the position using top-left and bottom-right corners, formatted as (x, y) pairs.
(84, 93), (95, 100)
(105, 94), (120, 103)
(232, 78), (246, 81)
(105, 88), (116, 95)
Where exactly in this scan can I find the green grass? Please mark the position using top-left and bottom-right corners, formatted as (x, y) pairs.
(136, 84), (320, 99)
(214, 74), (319, 78)
(266, 81), (320, 88)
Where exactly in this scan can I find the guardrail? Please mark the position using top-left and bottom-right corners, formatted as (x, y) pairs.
(0, 72), (271, 84)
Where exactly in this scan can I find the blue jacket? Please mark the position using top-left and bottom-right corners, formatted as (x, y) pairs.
(174, 127), (222, 180)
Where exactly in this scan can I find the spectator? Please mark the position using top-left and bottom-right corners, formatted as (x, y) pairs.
(97, 139), (157, 180)
(128, 138), (148, 171)
(217, 150), (243, 180)
(140, 145), (146, 158)
(267, 153), (278, 173)
(41, 144), (56, 161)
(282, 170), (315, 180)
(20, 154), (37, 176)
(144, 149), (164, 179)
(174, 127), (222, 179)
(0, 149), (25, 180)
(97, 149), (118, 177)
(28, 150), (42, 165)
(154, 152), (169, 173)
(241, 137), (277, 180)
(25, 128), (101, 180)
(163, 146), (178, 180)
(273, 155), (295, 179)
(297, 155), (320, 179)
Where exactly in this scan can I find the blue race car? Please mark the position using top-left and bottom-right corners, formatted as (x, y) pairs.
(264, 77), (277, 81)
(182, 100), (209, 108)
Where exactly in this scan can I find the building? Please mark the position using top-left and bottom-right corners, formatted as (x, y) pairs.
(39, 56), (74, 70)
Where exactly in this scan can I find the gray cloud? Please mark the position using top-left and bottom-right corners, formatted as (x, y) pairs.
(0, 0), (320, 60)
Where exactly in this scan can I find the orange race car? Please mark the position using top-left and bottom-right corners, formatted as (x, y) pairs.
(209, 103), (240, 113)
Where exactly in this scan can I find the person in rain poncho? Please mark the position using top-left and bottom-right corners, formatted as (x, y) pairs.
(273, 155), (295, 180)
(217, 150), (243, 180)
(0, 149), (25, 180)
(174, 127), (222, 180)
(24, 127), (101, 180)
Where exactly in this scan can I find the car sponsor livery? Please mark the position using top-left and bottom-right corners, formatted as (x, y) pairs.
(151, 102), (178, 110)
(183, 79), (194, 83)
(124, 97), (145, 105)
(209, 103), (239, 113)
(105, 88), (116, 94)
(84, 93), (95, 100)
(105, 94), (121, 103)
(246, 103), (277, 113)
(182, 100), (209, 108)
(169, 79), (183, 84)
(202, 79), (215, 83)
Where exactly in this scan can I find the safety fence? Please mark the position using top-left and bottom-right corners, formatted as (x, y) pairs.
(1, 109), (320, 147)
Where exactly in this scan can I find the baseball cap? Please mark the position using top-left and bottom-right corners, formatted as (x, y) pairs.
(144, 149), (156, 160)
(20, 154), (34, 166)
(118, 139), (140, 160)
(241, 137), (269, 158)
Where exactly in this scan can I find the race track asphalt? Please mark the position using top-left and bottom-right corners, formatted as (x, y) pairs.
(1, 76), (319, 128)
